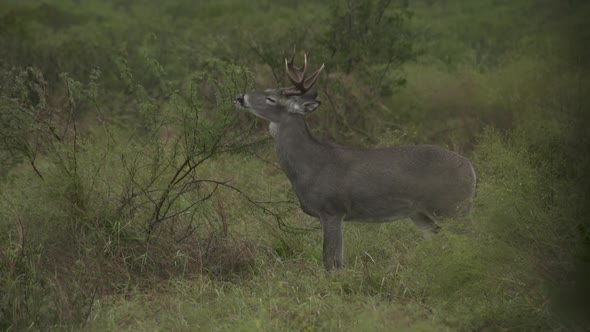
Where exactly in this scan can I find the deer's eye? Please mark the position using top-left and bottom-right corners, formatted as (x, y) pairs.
(265, 97), (276, 104)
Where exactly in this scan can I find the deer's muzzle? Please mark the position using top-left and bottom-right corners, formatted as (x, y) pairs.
(235, 94), (245, 107)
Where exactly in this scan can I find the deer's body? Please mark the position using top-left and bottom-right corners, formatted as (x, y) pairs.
(236, 53), (476, 270)
(273, 114), (475, 222)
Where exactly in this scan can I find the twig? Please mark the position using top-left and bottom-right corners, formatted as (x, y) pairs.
(322, 86), (376, 143)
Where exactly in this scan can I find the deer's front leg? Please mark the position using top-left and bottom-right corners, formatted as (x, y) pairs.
(320, 215), (344, 271)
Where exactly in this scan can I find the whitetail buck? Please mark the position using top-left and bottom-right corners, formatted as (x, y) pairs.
(235, 52), (476, 271)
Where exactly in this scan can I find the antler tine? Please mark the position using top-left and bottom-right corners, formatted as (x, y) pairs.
(303, 63), (325, 90)
(283, 51), (324, 96)
(285, 53), (305, 81)
(284, 58), (301, 85)
(288, 46), (296, 64)
(302, 51), (308, 75)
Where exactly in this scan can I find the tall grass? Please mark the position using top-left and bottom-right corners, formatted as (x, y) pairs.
(1, 0), (589, 330)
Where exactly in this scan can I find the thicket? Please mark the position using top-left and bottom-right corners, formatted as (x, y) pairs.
(1, 0), (589, 330)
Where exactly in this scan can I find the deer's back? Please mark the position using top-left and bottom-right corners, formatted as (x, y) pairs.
(296, 144), (476, 220)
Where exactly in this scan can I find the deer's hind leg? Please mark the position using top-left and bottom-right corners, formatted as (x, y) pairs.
(410, 212), (440, 240)
(319, 214), (344, 271)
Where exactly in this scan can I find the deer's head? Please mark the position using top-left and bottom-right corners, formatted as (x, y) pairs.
(235, 52), (325, 124)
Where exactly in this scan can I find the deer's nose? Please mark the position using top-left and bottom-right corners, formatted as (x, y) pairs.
(235, 94), (245, 106)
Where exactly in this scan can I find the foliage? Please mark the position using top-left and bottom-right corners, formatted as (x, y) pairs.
(1, 0), (589, 330)
(304, 1), (411, 145)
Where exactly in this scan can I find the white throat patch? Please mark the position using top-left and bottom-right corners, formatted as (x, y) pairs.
(269, 122), (279, 138)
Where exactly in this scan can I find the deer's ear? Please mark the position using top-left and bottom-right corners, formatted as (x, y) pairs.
(301, 100), (320, 114)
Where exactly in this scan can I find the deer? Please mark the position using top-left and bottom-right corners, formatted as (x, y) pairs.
(235, 52), (476, 271)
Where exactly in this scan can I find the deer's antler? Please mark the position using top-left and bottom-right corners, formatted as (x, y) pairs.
(282, 51), (325, 96)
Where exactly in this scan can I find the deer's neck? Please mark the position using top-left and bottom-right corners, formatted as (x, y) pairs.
(274, 115), (325, 184)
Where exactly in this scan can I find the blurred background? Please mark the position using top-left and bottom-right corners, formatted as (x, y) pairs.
(1, 0), (589, 330)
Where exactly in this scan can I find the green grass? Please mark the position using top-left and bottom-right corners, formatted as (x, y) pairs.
(1, 0), (589, 331)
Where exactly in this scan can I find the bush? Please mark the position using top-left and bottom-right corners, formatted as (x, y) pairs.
(1, 0), (589, 330)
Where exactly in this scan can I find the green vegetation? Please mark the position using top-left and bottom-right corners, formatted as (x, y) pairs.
(1, 0), (589, 330)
